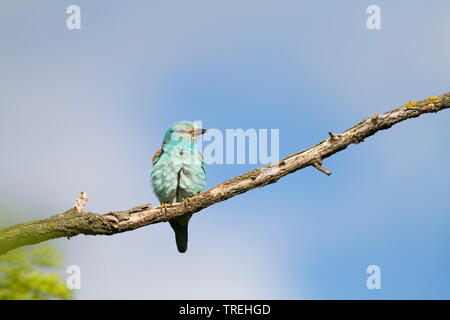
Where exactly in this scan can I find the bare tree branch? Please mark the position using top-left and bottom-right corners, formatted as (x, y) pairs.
(1, 92), (449, 255)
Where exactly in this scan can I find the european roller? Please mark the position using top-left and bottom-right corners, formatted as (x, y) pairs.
(151, 121), (206, 253)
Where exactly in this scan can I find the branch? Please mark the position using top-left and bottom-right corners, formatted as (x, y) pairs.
(1, 93), (449, 254)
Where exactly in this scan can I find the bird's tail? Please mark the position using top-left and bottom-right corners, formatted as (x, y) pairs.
(169, 220), (189, 253)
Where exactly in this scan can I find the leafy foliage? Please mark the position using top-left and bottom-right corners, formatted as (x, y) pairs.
(0, 245), (73, 300)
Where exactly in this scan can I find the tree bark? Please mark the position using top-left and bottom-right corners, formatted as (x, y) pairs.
(1, 93), (449, 255)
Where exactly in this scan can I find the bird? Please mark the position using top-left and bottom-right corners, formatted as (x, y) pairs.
(151, 121), (207, 253)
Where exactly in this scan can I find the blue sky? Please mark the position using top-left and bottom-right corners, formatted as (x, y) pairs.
(1, 0), (449, 299)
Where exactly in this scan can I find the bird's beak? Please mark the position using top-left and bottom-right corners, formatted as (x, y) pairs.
(193, 128), (207, 136)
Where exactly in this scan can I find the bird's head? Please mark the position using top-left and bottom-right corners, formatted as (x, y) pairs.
(162, 121), (207, 146)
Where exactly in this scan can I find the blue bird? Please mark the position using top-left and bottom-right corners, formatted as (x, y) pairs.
(151, 121), (206, 253)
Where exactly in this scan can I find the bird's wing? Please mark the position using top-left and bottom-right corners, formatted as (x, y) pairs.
(152, 149), (164, 165)
(198, 150), (205, 174)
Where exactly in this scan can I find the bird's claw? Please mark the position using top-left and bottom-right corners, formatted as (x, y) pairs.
(181, 197), (191, 207)
(160, 202), (171, 220)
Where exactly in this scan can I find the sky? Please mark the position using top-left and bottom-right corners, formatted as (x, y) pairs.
(0, 0), (449, 299)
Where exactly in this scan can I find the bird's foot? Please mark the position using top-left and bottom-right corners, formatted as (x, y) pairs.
(181, 197), (191, 207)
(160, 202), (171, 220)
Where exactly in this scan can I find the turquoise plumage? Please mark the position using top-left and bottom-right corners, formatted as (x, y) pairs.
(151, 121), (206, 253)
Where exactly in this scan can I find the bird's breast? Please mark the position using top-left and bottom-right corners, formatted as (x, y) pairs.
(151, 145), (205, 203)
